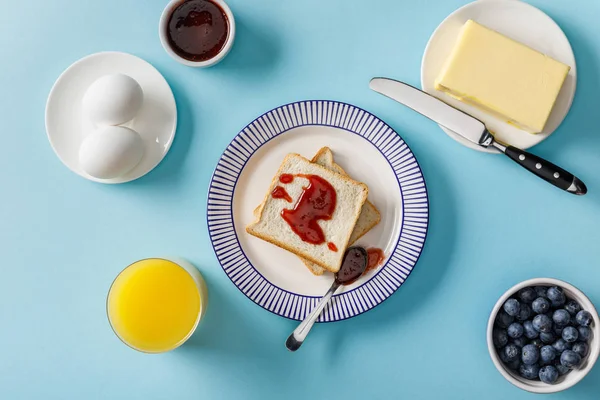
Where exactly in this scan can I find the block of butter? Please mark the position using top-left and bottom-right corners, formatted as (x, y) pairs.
(435, 20), (570, 134)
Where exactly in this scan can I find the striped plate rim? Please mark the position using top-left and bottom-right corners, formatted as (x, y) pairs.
(207, 100), (429, 322)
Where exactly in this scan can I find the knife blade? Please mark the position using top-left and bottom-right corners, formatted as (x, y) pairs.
(369, 77), (587, 196)
(369, 77), (493, 147)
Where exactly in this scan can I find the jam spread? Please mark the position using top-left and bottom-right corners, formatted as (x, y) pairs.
(279, 174), (294, 184)
(273, 174), (337, 245)
(366, 248), (385, 271)
(166, 0), (229, 62)
(271, 186), (292, 202)
(269, 172), (380, 258)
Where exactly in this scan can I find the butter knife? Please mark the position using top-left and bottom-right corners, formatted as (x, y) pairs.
(370, 77), (586, 196)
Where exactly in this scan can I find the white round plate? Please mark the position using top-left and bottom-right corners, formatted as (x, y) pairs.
(207, 101), (429, 321)
(421, 0), (576, 153)
(45, 52), (177, 183)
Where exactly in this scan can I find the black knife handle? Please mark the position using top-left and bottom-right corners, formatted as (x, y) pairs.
(501, 145), (587, 195)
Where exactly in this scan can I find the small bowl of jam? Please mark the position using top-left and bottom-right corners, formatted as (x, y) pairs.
(159, 0), (235, 67)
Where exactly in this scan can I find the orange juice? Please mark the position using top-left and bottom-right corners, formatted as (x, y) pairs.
(107, 258), (206, 353)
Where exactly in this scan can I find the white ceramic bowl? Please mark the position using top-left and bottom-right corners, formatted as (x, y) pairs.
(159, 0), (236, 67)
(487, 278), (599, 393)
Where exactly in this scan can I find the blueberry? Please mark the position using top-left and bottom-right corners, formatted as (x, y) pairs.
(562, 326), (579, 343)
(560, 350), (582, 368)
(519, 363), (540, 380)
(501, 344), (520, 362)
(516, 304), (532, 322)
(572, 342), (589, 358)
(532, 297), (550, 314)
(540, 345), (557, 364)
(505, 358), (521, 370)
(508, 322), (524, 339)
(552, 339), (569, 353)
(499, 350), (509, 363)
(535, 286), (548, 298)
(555, 362), (570, 376)
(576, 310), (593, 327)
(533, 314), (553, 333)
(540, 331), (556, 344)
(554, 326), (564, 337)
(518, 287), (537, 304)
(539, 365), (559, 384)
(521, 344), (540, 365)
(495, 311), (515, 329)
(513, 337), (527, 348)
(531, 338), (544, 348)
(552, 309), (571, 327)
(578, 326), (592, 342)
(565, 300), (582, 316)
(493, 328), (509, 348)
(547, 287), (566, 307)
(523, 321), (539, 339)
(504, 299), (521, 317)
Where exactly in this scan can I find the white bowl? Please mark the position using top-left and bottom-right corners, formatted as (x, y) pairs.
(159, 0), (236, 67)
(487, 278), (599, 394)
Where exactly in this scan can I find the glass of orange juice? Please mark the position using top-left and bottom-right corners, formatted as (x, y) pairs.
(107, 258), (208, 353)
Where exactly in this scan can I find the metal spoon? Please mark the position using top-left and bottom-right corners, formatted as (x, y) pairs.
(285, 247), (368, 352)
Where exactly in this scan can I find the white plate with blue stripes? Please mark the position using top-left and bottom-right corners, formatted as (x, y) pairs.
(207, 101), (429, 322)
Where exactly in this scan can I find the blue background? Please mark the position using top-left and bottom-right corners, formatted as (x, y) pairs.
(1, 0), (599, 398)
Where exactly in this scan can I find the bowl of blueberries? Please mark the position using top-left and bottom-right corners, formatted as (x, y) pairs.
(487, 278), (599, 393)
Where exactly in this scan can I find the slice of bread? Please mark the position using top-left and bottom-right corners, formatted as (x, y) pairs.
(251, 148), (382, 276)
(300, 148), (381, 275)
(246, 153), (368, 273)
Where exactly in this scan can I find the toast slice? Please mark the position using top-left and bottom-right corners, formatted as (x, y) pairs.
(252, 148), (382, 275)
(246, 153), (368, 273)
(300, 148), (381, 275)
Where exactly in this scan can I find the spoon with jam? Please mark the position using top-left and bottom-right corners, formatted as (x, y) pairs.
(285, 247), (368, 352)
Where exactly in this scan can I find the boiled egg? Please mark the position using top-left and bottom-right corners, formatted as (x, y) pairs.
(82, 74), (143, 126)
(79, 126), (144, 179)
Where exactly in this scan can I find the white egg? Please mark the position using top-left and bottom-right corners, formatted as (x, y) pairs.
(82, 74), (144, 126)
(79, 126), (144, 179)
